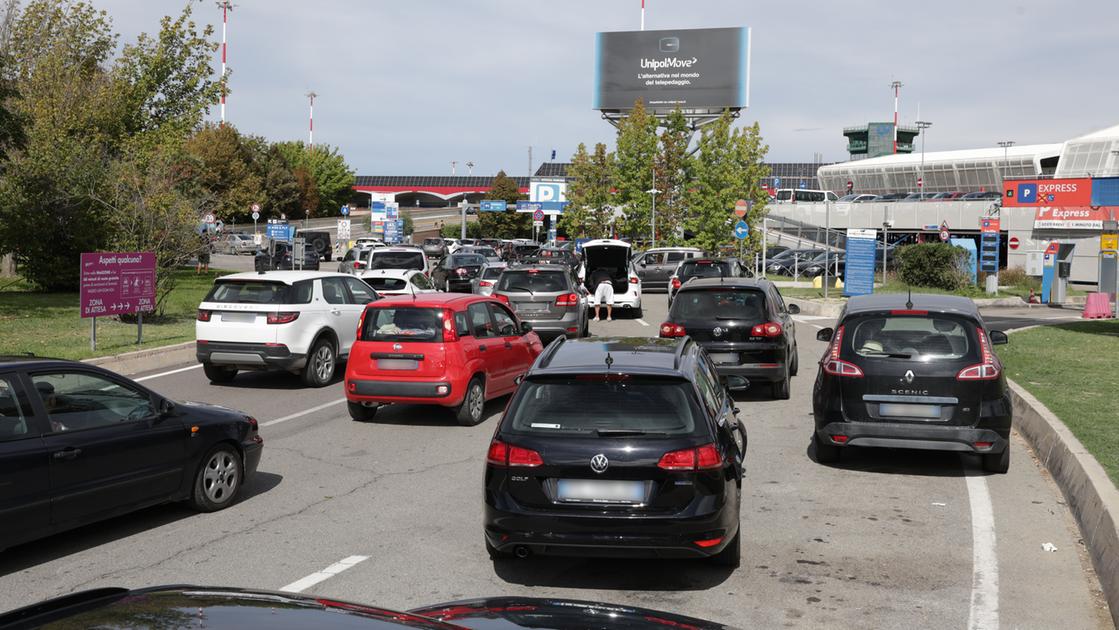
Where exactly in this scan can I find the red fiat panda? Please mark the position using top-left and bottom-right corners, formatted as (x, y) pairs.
(344, 294), (544, 425)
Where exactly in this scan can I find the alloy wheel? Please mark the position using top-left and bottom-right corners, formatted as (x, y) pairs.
(202, 451), (238, 504)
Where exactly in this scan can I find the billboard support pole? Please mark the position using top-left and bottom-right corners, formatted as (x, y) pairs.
(90, 317), (96, 352)
(137, 311), (143, 345)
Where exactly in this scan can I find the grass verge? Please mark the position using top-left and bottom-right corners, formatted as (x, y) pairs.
(995, 320), (1119, 485)
(0, 269), (231, 361)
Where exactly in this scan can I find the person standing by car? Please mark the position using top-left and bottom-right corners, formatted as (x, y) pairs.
(589, 267), (614, 321)
(196, 231), (212, 274)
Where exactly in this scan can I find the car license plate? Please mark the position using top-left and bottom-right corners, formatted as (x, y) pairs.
(708, 352), (739, 365)
(516, 303), (547, 313)
(377, 358), (418, 370)
(220, 312), (256, 323)
(556, 479), (645, 504)
(879, 403), (941, 419)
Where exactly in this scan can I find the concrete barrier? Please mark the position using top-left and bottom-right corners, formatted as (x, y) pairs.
(82, 341), (195, 376)
(1008, 379), (1119, 628)
(785, 297), (844, 319)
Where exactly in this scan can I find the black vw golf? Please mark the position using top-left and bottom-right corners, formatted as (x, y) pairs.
(483, 337), (748, 566)
(811, 294), (1012, 473)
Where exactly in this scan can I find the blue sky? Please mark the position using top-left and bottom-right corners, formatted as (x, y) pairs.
(86, 0), (1119, 176)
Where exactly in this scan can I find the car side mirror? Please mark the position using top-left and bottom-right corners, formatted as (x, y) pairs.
(513, 374), (525, 385)
(159, 398), (175, 417)
(724, 375), (750, 392)
(639, 261), (646, 267)
(816, 327), (834, 342)
(989, 330), (1009, 345)
(520, 321), (533, 334)
(787, 303), (800, 315)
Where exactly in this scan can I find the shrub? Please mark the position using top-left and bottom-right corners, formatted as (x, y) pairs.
(998, 265), (1039, 289)
(895, 243), (971, 290)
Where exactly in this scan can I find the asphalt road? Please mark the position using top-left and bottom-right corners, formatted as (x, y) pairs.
(0, 295), (1109, 628)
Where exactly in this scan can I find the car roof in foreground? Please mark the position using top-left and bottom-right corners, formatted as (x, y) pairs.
(0, 356), (81, 371)
(370, 293), (487, 307)
(532, 336), (693, 377)
(215, 270), (350, 283)
(843, 292), (980, 317)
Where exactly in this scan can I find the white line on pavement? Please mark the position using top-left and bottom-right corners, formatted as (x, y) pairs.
(635, 319), (649, 327)
(135, 364), (203, 382)
(965, 474), (999, 630)
(279, 555), (369, 593)
(261, 399), (347, 427)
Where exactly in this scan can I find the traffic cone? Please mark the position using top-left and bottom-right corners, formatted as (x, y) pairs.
(1082, 292), (1114, 319)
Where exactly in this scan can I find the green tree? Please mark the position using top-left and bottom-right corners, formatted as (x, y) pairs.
(561, 142), (616, 239)
(182, 123), (261, 223)
(244, 135), (301, 220)
(478, 170), (529, 238)
(684, 112), (770, 255)
(653, 109), (692, 244)
(274, 141), (354, 218)
(613, 100), (658, 240)
(291, 165), (319, 220)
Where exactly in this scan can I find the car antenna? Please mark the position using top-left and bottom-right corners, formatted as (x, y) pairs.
(906, 287), (913, 310)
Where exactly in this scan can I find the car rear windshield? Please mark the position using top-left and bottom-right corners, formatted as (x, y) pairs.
(364, 277), (408, 291)
(472, 247), (497, 258)
(845, 314), (977, 361)
(670, 288), (766, 321)
(204, 280), (312, 305)
(481, 267), (505, 279)
(679, 261), (732, 279)
(361, 307), (444, 343)
(449, 254), (485, 267)
(507, 377), (702, 436)
(369, 251), (424, 271)
(496, 270), (568, 293)
(423, 238), (443, 245)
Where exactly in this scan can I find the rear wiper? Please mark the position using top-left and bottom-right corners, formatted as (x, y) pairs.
(509, 285), (534, 295)
(595, 429), (666, 437)
(861, 351), (912, 359)
(714, 316), (742, 320)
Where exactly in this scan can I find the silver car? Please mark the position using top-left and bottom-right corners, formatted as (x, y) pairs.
(472, 261), (508, 296)
(493, 264), (588, 340)
(220, 233), (259, 255)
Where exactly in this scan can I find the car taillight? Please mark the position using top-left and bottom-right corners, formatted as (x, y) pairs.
(356, 308), (369, 340)
(495, 294), (510, 305)
(957, 328), (1000, 381)
(442, 308), (458, 342)
(821, 324), (864, 377)
(353, 261), (366, 269)
(751, 322), (782, 337)
(629, 276), (639, 284)
(486, 440), (543, 467)
(479, 281), (493, 287)
(671, 277), (681, 290)
(658, 444), (722, 471)
(267, 311), (299, 324)
(555, 292), (579, 306)
(196, 309), (212, 322)
(659, 322), (686, 338)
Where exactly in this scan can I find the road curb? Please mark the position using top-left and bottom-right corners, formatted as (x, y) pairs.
(1007, 378), (1119, 627)
(82, 341), (195, 376)
(785, 297), (844, 319)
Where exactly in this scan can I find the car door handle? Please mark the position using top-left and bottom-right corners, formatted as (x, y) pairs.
(52, 448), (82, 460)
(504, 341), (513, 349)
(479, 345), (487, 352)
(330, 308), (341, 315)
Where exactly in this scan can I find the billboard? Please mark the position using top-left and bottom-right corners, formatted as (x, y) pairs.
(1033, 206), (1116, 230)
(1002, 178), (1092, 207)
(843, 229), (877, 297)
(80, 252), (156, 318)
(593, 27), (750, 111)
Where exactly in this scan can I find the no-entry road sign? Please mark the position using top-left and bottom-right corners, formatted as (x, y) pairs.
(1008, 236), (1020, 250)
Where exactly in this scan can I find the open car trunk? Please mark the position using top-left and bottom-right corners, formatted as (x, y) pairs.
(583, 243), (631, 293)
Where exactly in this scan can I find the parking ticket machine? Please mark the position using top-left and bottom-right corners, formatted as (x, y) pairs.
(1041, 242), (1076, 304)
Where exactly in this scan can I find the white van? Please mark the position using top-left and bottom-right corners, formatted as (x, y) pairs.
(773, 189), (839, 204)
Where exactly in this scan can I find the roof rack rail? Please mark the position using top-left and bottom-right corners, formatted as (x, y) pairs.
(536, 335), (567, 369)
(672, 336), (690, 371)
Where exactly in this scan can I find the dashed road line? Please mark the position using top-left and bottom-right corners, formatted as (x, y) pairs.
(261, 399), (347, 427)
(135, 364), (203, 382)
(965, 474), (999, 630)
(635, 318), (650, 327)
(279, 555), (369, 593)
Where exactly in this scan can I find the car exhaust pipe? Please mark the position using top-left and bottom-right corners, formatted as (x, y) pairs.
(514, 545), (531, 559)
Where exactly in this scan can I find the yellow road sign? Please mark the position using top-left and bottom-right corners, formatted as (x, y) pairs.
(1102, 233), (1119, 252)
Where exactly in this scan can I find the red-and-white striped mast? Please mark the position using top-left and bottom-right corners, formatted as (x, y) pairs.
(891, 80), (903, 154)
(306, 91), (317, 150)
(641, 0), (646, 30)
(217, 1), (234, 125)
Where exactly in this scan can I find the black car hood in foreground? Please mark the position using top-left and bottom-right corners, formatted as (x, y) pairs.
(0, 587), (737, 630)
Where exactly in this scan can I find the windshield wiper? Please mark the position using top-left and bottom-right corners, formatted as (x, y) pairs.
(861, 351), (912, 359)
(714, 316), (744, 321)
(595, 428), (666, 437)
(509, 285), (534, 295)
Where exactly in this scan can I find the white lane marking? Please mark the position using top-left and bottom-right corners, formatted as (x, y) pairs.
(261, 399), (347, 427)
(279, 555), (369, 593)
(635, 318), (649, 327)
(793, 314), (833, 321)
(135, 364), (203, 382)
(966, 474), (999, 630)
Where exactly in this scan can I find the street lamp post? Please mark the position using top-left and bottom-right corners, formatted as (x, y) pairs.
(998, 140), (1015, 184)
(916, 120), (932, 193)
(646, 167), (660, 249)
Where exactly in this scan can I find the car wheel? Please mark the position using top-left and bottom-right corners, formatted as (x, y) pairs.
(581, 316), (590, 337)
(348, 401), (378, 422)
(203, 362), (237, 384)
(486, 539), (512, 560)
(632, 307), (642, 319)
(301, 338), (336, 387)
(190, 444), (243, 512)
(771, 370), (790, 400)
(455, 377), (485, 426)
(709, 530), (740, 568)
(789, 344), (799, 377)
(982, 447), (1010, 474)
(813, 432), (840, 463)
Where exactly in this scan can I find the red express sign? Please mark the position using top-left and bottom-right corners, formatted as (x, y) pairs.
(1003, 178), (1092, 207)
(1033, 206), (1115, 230)
(79, 252), (156, 318)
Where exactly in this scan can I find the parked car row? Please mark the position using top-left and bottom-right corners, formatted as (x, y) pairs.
(836, 190), (1003, 203)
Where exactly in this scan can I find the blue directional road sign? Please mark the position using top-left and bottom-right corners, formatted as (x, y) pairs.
(733, 220), (750, 239)
(340, 205), (349, 216)
(843, 228), (877, 297)
(479, 200), (507, 212)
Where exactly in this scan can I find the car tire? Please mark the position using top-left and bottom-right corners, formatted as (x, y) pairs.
(455, 377), (485, 426)
(789, 344), (799, 377)
(813, 432), (840, 463)
(709, 530), (740, 568)
(203, 362), (237, 384)
(348, 401), (378, 422)
(485, 539), (512, 560)
(581, 317), (590, 338)
(632, 307), (642, 319)
(301, 338), (336, 387)
(190, 443), (243, 512)
(771, 373), (790, 400)
(982, 447), (1010, 474)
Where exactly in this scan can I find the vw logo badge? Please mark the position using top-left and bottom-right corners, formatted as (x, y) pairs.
(393, 343), (403, 351)
(713, 327), (725, 338)
(904, 370), (915, 384)
(590, 454), (609, 474)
